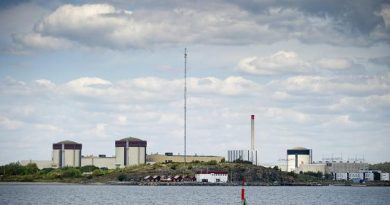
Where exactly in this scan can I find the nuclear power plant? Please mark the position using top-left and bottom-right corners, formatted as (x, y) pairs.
(227, 115), (258, 165)
(52, 140), (82, 168)
(286, 147), (312, 172)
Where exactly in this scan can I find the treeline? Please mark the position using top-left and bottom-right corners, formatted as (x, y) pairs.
(370, 162), (390, 173)
(0, 162), (109, 182)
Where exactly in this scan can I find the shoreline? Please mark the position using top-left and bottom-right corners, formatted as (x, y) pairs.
(1, 181), (389, 187)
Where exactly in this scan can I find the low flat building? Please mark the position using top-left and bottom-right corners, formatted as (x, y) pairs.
(296, 163), (328, 174)
(147, 153), (224, 163)
(328, 161), (368, 173)
(195, 171), (228, 183)
(81, 155), (117, 169)
(380, 173), (389, 181)
(20, 160), (52, 169)
(296, 161), (368, 175)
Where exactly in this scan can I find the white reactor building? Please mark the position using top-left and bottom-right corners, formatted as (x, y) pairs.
(52, 140), (82, 168)
(115, 137), (147, 167)
(287, 147), (312, 172)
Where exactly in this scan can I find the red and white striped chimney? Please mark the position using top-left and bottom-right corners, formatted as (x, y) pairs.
(251, 115), (255, 151)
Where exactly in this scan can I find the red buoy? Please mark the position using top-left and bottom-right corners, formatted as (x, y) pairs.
(241, 177), (247, 205)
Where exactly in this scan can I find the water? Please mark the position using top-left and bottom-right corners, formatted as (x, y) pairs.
(0, 184), (389, 205)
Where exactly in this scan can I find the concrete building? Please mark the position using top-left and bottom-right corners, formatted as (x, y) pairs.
(52, 140), (82, 168)
(81, 155), (116, 169)
(115, 137), (146, 167)
(296, 163), (329, 174)
(328, 161), (368, 173)
(227, 115), (259, 165)
(227, 150), (257, 164)
(297, 161), (368, 175)
(195, 171), (228, 183)
(287, 147), (312, 172)
(381, 173), (389, 181)
(147, 153), (223, 163)
(20, 160), (52, 169)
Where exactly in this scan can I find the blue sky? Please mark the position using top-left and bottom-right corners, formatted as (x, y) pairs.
(0, 0), (390, 165)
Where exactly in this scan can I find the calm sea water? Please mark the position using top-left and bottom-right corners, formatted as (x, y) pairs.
(0, 184), (389, 205)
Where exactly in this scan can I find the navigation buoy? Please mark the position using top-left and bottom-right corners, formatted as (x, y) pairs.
(241, 177), (247, 205)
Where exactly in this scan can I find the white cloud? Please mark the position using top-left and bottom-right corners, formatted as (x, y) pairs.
(12, 32), (73, 49)
(237, 51), (310, 75)
(272, 74), (390, 96)
(65, 77), (116, 96)
(10, 2), (386, 51)
(35, 79), (56, 89)
(263, 107), (309, 123)
(1, 75), (390, 164)
(381, 4), (390, 29)
(318, 58), (352, 70)
(0, 116), (24, 130)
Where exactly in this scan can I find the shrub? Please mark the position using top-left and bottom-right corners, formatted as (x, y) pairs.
(20, 175), (34, 182)
(206, 160), (217, 165)
(62, 168), (81, 178)
(24, 163), (39, 175)
(92, 169), (104, 177)
(80, 165), (99, 173)
(39, 168), (54, 175)
(117, 174), (127, 181)
(170, 163), (177, 170)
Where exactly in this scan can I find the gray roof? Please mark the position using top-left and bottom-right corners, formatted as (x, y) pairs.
(118, 137), (144, 142)
(290, 146), (308, 150)
(56, 140), (80, 144)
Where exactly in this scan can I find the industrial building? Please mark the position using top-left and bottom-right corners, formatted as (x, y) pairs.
(287, 147), (312, 172)
(21, 137), (147, 169)
(146, 153), (223, 163)
(81, 155), (117, 169)
(227, 115), (258, 165)
(227, 150), (258, 164)
(52, 140), (82, 168)
(333, 170), (390, 182)
(195, 170), (228, 183)
(296, 161), (369, 174)
(115, 137), (147, 167)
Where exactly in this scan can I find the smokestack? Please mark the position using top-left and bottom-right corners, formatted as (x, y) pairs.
(251, 115), (255, 150)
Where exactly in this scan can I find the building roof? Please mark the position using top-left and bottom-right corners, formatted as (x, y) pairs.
(55, 140), (80, 144)
(290, 146), (308, 150)
(196, 170), (228, 174)
(118, 137), (145, 142)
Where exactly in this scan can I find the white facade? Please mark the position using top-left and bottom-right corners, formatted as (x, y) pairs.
(381, 173), (389, 181)
(81, 156), (117, 169)
(348, 172), (364, 180)
(287, 147), (312, 172)
(195, 172), (228, 183)
(115, 147), (125, 167)
(335, 173), (348, 180)
(115, 147), (146, 168)
(364, 172), (374, 181)
(52, 149), (81, 168)
(52, 141), (82, 168)
(295, 163), (327, 174)
(20, 160), (52, 169)
(115, 137), (147, 168)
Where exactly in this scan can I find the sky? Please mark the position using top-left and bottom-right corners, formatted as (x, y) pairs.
(0, 0), (390, 165)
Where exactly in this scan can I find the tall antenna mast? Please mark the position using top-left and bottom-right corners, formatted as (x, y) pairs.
(184, 48), (187, 164)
